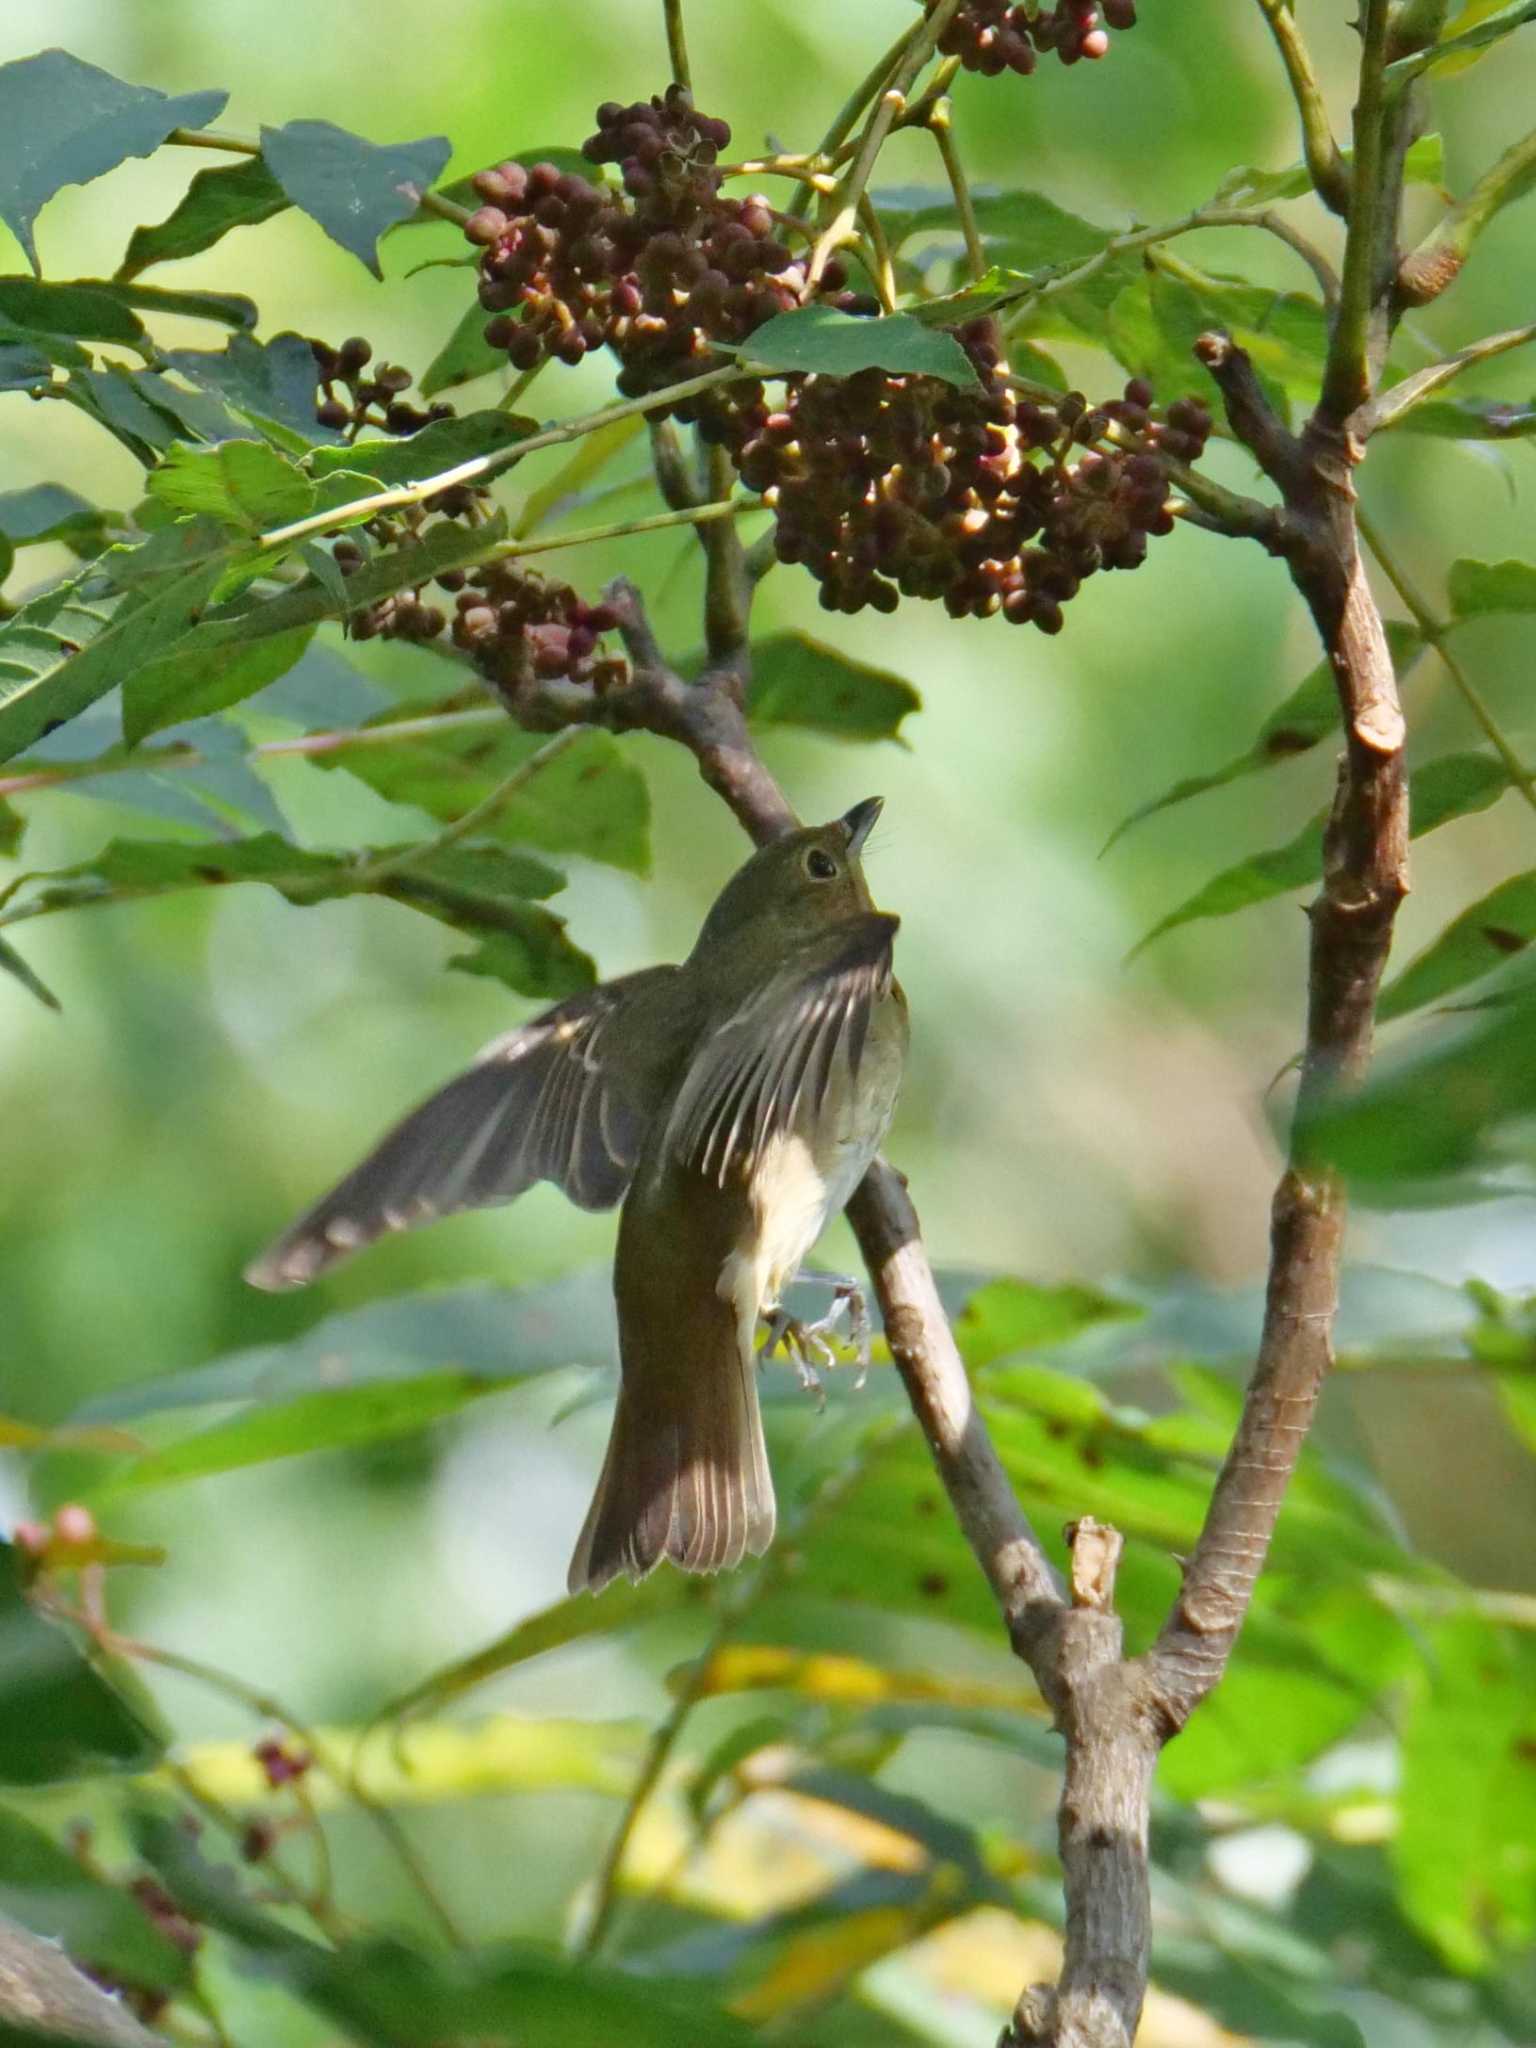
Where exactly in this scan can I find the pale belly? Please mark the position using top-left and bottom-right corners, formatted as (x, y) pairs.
(717, 989), (906, 1326)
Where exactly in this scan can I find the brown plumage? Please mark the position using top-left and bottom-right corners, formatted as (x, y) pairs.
(247, 799), (907, 1593)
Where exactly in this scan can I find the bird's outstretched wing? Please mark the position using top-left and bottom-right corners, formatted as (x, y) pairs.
(247, 967), (685, 1290)
(663, 912), (900, 1188)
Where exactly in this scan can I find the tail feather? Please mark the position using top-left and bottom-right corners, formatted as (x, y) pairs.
(566, 1340), (774, 1594)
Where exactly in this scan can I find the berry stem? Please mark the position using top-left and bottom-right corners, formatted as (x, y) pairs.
(347, 728), (584, 888)
(1358, 507), (1536, 819)
(808, 0), (969, 288)
(258, 364), (759, 551)
(663, 0), (693, 91)
(927, 97), (986, 283)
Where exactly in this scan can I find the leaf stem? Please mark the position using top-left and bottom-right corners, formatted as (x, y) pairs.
(1358, 508), (1536, 818)
(1354, 320), (1536, 435)
(928, 98), (985, 283)
(346, 728), (582, 886)
(1251, 0), (1351, 213)
(258, 364), (755, 550)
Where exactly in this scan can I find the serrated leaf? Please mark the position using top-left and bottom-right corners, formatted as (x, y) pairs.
(0, 50), (226, 273)
(96, 276), (257, 329)
(742, 307), (979, 386)
(891, 188), (1116, 269)
(747, 633), (919, 743)
(118, 154), (289, 278)
(1130, 752), (1514, 956)
(147, 439), (314, 531)
(6, 829), (592, 999)
(1106, 623), (1423, 850)
(1448, 556), (1536, 616)
(0, 556), (226, 765)
(1379, 871), (1536, 1021)
(419, 297), (505, 398)
(0, 1543), (163, 1782)
(314, 704), (651, 873)
(164, 330), (330, 447)
(123, 620), (314, 743)
(309, 408), (530, 489)
(259, 119), (451, 277)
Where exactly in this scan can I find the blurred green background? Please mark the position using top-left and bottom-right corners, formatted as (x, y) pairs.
(2, 4), (1536, 2041)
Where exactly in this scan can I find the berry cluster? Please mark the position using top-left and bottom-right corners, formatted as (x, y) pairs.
(735, 326), (1209, 631)
(464, 89), (870, 427)
(450, 563), (629, 701)
(311, 336), (453, 437)
(928, 1), (1136, 74)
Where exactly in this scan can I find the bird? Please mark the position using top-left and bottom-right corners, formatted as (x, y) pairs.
(246, 797), (907, 1594)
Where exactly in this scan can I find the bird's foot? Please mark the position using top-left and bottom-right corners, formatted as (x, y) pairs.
(758, 1272), (873, 1401)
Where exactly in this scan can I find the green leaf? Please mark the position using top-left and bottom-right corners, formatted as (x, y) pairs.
(1385, 0), (1536, 85)
(315, 705), (651, 873)
(90, 1372), (513, 1501)
(0, 935), (60, 1012)
(116, 512), (506, 742)
(0, 1804), (190, 1993)
(147, 439), (314, 531)
(954, 1276), (1141, 1368)
(742, 307), (980, 387)
(309, 408), (530, 489)
(1107, 624), (1423, 850)
(1302, 971), (1536, 1188)
(0, 277), (145, 350)
(123, 621), (315, 743)
(165, 331), (329, 447)
(0, 484), (102, 547)
(1394, 1618), (1536, 1969)
(118, 155), (289, 278)
(259, 119), (451, 278)
(1379, 871), (1536, 1021)
(1448, 556), (1536, 617)
(0, 50), (226, 273)
(0, 1543), (163, 1782)
(746, 633), (920, 743)
(95, 276), (257, 329)
(1131, 752), (1515, 956)
(1216, 131), (1445, 206)
(904, 264), (1036, 327)
(419, 297), (505, 398)
(0, 555), (226, 766)
(890, 187), (1116, 268)
(1389, 395), (1536, 439)
(1147, 264), (1328, 408)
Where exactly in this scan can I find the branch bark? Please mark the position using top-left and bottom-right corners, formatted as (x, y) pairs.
(0, 1911), (162, 2046)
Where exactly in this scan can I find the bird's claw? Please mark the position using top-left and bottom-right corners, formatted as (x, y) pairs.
(757, 1274), (872, 1403)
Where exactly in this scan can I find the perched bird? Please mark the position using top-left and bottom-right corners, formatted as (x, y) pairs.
(247, 798), (907, 1594)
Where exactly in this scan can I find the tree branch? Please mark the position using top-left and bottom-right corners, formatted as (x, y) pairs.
(1398, 126), (1536, 304)
(0, 1911), (163, 2046)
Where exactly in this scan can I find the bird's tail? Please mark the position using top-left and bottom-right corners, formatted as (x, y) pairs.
(566, 1280), (775, 1595)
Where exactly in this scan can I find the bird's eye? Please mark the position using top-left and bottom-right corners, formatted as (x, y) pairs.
(805, 848), (839, 881)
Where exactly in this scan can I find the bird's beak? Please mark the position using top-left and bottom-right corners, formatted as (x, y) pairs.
(840, 796), (884, 856)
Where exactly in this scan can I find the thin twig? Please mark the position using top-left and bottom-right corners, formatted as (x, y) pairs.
(1359, 508), (1536, 817)
(1398, 125), (1536, 305)
(258, 365), (754, 551)
(929, 98), (986, 282)
(1320, 0), (1394, 422)
(346, 728), (583, 887)
(1251, 0), (1351, 214)
(1353, 320), (1536, 436)
(807, 0), (967, 288)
